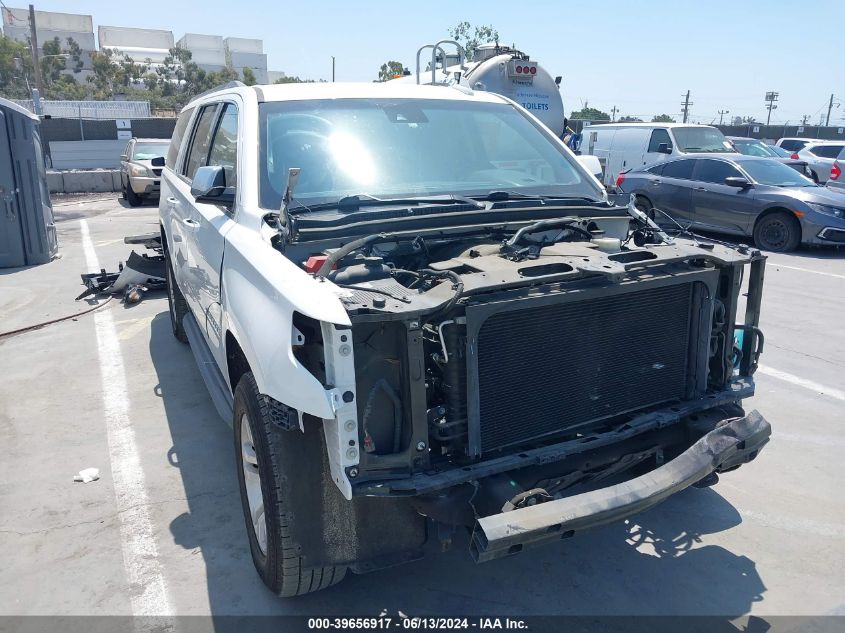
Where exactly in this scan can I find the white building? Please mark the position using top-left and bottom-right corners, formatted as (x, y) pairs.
(176, 33), (226, 73)
(225, 37), (268, 83)
(97, 25), (174, 64)
(2, 7), (96, 78)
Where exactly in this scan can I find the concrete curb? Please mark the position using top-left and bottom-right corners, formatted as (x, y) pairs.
(47, 169), (122, 194)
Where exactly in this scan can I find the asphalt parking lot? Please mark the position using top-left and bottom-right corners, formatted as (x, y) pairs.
(1, 196), (843, 620)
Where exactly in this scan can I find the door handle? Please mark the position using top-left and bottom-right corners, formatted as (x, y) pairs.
(167, 196), (179, 204)
(651, 180), (661, 186)
(695, 187), (707, 191)
(181, 217), (200, 228)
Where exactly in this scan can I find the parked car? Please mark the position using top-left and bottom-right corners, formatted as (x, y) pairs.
(767, 144), (792, 157)
(119, 138), (169, 206)
(825, 146), (845, 194)
(795, 141), (845, 184)
(618, 154), (845, 251)
(727, 136), (811, 176)
(774, 137), (822, 153)
(580, 123), (734, 187)
(160, 81), (770, 597)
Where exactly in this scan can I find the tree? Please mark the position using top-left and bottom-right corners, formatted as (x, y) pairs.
(40, 37), (67, 83)
(241, 66), (256, 86)
(274, 75), (320, 84)
(569, 106), (610, 121)
(730, 115), (757, 126)
(448, 21), (499, 61)
(619, 115), (643, 122)
(652, 114), (676, 123)
(377, 60), (404, 82)
(0, 34), (32, 98)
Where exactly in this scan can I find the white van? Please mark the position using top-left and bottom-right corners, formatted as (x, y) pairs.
(581, 123), (735, 187)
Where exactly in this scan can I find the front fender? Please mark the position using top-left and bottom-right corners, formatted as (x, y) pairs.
(222, 224), (350, 421)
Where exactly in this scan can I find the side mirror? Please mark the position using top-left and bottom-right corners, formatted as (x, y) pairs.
(191, 165), (234, 205)
(657, 143), (673, 155)
(151, 156), (165, 167)
(725, 176), (752, 188)
(120, 154), (129, 161)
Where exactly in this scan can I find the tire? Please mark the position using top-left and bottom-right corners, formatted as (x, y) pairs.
(233, 372), (348, 597)
(165, 250), (189, 344)
(635, 196), (655, 220)
(125, 182), (142, 207)
(753, 211), (801, 252)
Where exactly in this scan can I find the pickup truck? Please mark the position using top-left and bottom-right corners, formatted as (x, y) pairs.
(159, 81), (771, 597)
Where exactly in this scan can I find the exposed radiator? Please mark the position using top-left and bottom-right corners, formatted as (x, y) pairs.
(471, 283), (698, 454)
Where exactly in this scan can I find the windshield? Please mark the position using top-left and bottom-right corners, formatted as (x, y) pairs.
(741, 159), (816, 187)
(673, 127), (735, 153)
(133, 143), (169, 160)
(733, 140), (778, 157)
(258, 99), (599, 209)
(768, 144), (791, 157)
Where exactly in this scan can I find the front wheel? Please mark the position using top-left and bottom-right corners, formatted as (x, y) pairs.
(125, 182), (142, 207)
(234, 373), (347, 597)
(753, 211), (801, 252)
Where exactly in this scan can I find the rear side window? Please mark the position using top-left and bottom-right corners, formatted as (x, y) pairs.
(809, 145), (845, 159)
(647, 129), (672, 153)
(182, 105), (220, 180)
(207, 103), (239, 188)
(778, 140), (804, 152)
(695, 159), (742, 184)
(661, 159), (695, 180)
(166, 107), (195, 169)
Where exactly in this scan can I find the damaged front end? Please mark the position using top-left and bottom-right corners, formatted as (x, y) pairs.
(286, 202), (770, 564)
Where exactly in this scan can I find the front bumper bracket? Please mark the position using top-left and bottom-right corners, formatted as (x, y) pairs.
(470, 410), (771, 563)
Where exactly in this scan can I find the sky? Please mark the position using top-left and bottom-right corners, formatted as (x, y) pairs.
(12, 0), (844, 125)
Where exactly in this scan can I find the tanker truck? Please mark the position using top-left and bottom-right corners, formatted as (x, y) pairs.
(394, 40), (566, 138)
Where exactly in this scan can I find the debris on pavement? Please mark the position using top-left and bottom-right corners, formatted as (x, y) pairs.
(76, 233), (166, 303)
(73, 468), (100, 483)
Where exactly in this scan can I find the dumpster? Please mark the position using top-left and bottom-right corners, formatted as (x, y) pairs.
(0, 97), (58, 268)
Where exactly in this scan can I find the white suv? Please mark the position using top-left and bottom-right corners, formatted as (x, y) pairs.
(160, 80), (770, 597)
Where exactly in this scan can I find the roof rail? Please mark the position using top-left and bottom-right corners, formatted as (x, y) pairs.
(192, 80), (247, 102)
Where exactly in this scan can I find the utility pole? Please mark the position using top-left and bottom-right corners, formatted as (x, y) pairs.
(610, 105), (618, 122)
(680, 90), (692, 124)
(331, 56), (335, 82)
(764, 91), (779, 126)
(718, 109), (729, 125)
(825, 94), (840, 127)
(28, 4), (45, 97)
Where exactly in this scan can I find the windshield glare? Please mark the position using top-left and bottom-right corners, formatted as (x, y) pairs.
(734, 141), (777, 157)
(258, 99), (599, 209)
(741, 160), (815, 187)
(132, 144), (169, 160)
(674, 127), (734, 153)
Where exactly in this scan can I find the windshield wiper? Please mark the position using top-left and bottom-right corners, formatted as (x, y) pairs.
(475, 191), (603, 204)
(289, 193), (484, 213)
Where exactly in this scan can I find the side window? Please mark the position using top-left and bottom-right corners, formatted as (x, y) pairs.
(811, 145), (844, 159)
(779, 140), (800, 152)
(695, 159), (742, 184)
(646, 164), (664, 175)
(661, 159), (695, 180)
(166, 107), (195, 169)
(207, 103), (239, 189)
(182, 104), (219, 180)
(123, 141), (132, 159)
(647, 129), (672, 153)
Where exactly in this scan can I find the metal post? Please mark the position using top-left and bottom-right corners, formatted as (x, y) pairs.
(826, 94), (835, 127)
(331, 56), (335, 82)
(78, 104), (84, 140)
(28, 4), (45, 97)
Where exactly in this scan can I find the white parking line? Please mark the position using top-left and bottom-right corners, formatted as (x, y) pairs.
(771, 263), (845, 280)
(757, 365), (845, 402)
(80, 220), (172, 616)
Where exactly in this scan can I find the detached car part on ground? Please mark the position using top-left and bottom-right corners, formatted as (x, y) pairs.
(160, 82), (771, 597)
